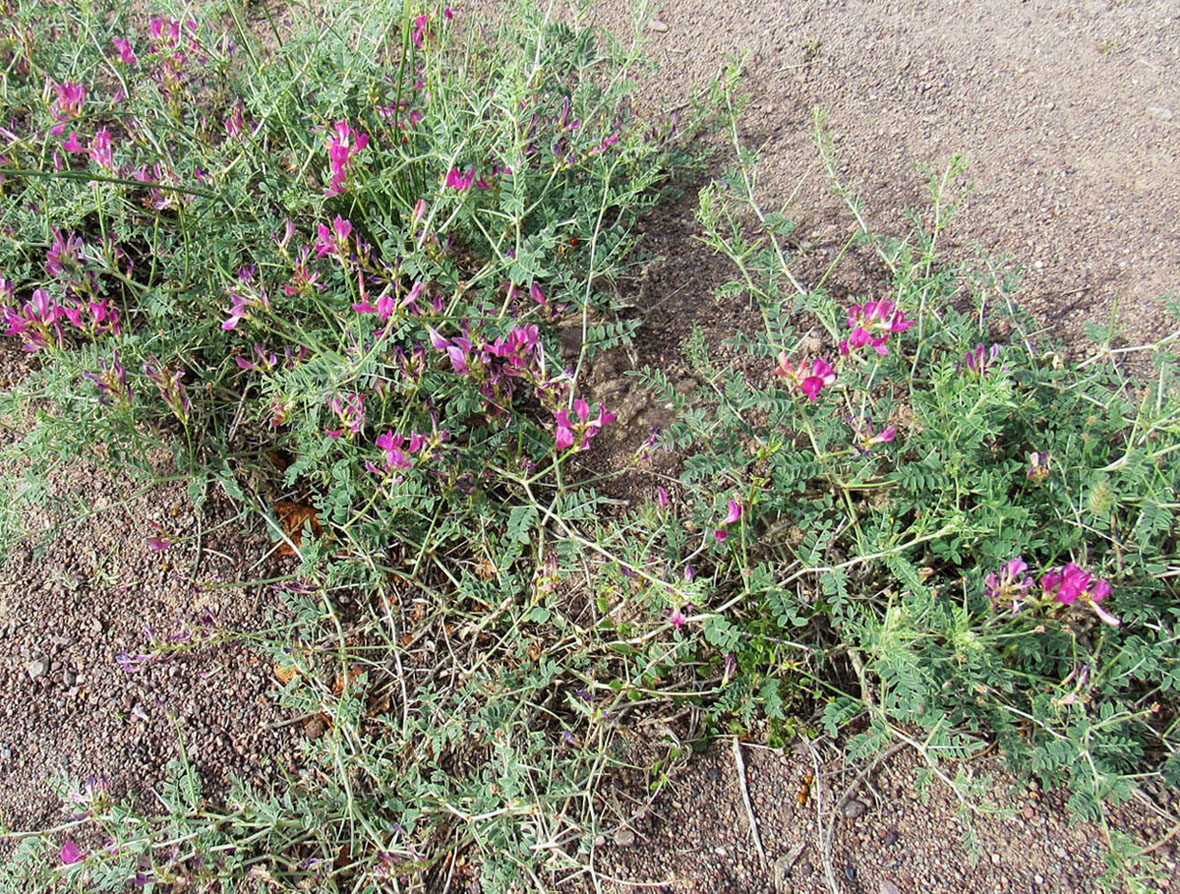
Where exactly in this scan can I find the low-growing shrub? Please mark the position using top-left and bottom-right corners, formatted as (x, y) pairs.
(0, 1), (714, 889)
(626, 107), (1180, 887)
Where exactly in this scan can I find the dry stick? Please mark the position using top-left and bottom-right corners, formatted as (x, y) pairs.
(731, 737), (769, 873)
(803, 739), (842, 894)
(439, 844), (457, 894)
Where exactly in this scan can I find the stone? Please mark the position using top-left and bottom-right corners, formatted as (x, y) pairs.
(841, 797), (868, 819)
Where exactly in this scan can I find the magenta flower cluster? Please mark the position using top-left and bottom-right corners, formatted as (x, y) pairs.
(1041, 562), (1119, 627)
(445, 161), (512, 191)
(985, 557), (1119, 627)
(425, 320), (614, 451)
(2, 276), (121, 353)
(838, 299), (915, 356)
(366, 427), (448, 477)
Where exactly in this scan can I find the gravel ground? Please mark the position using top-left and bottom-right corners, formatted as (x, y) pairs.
(573, 737), (1180, 893)
(0, 341), (301, 861)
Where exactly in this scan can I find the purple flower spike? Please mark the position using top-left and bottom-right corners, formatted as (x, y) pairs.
(963, 343), (1002, 376)
(983, 557), (1033, 615)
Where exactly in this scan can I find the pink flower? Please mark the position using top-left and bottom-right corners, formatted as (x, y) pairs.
(445, 167), (475, 190)
(1040, 563), (1119, 627)
(666, 607), (688, 632)
(326, 392), (366, 439)
(367, 429), (439, 476)
(89, 128), (114, 170)
(775, 353), (836, 401)
(409, 198), (428, 230)
(49, 82), (84, 135)
(553, 400), (616, 452)
(713, 498), (742, 543)
(2, 288), (64, 351)
(221, 270), (269, 331)
(722, 499), (742, 525)
(82, 350), (131, 407)
(59, 841), (82, 865)
(838, 299), (914, 356)
(112, 37), (138, 65)
(314, 216), (353, 258)
(224, 100), (246, 141)
(848, 417), (895, 455)
(657, 486), (670, 509)
(325, 121), (369, 195)
(963, 343), (1002, 376)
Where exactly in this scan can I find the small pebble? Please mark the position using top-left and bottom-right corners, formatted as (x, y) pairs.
(841, 797), (868, 819)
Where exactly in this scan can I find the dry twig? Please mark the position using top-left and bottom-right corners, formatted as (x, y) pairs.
(731, 736), (768, 872)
